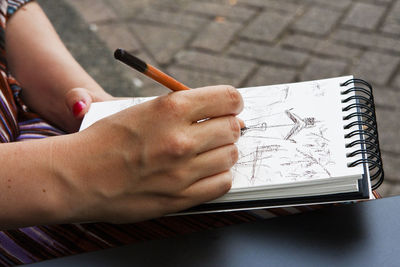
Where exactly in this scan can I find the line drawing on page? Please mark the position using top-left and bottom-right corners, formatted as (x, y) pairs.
(232, 82), (335, 188)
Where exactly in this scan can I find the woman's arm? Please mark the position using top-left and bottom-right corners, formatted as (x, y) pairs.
(5, 1), (112, 132)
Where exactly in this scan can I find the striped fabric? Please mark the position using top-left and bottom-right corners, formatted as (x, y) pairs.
(0, 0), (63, 143)
(0, 0), (380, 265)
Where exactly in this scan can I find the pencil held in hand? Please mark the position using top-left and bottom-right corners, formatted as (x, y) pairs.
(114, 48), (190, 91)
(114, 48), (246, 131)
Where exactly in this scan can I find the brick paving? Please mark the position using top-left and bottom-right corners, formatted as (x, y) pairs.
(56, 0), (399, 197)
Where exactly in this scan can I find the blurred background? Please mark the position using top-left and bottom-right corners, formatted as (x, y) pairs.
(37, 0), (400, 197)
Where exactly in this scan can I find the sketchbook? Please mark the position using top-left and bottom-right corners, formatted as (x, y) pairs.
(80, 76), (384, 213)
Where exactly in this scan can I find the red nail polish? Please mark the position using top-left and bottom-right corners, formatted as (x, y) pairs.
(73, 101), (86, 117)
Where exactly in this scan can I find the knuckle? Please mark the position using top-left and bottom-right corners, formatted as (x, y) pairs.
(157, 93), (187, 115)
(165, 134), (194, 158)
(224, 86), (242, 111)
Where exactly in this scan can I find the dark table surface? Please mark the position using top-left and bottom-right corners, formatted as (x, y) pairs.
(32, 196), (400, 267)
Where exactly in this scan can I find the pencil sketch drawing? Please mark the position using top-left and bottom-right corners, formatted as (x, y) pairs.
(232, 82), (336, 189)
(283, 109), (316, 141)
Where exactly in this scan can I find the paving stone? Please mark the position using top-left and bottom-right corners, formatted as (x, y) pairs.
(152, 0), (197, 10)
(381, 0), (400, 35)
(386, 0), (400, 14)
(292, 6), (342, 36)
(373, 87), (400, 110)
(299, 0), (352, 10)
(229, 40), (308, 67)
(382, 17), (400, 36)
(183, 2), (257, 22)
(128, 23), (192, 65)
(376, 178), (400, 197)
(65, 0), (117, 23)
(39, 0), (136, 97)
(300, 57), (348, 81)
(342, 2), (386, 30)
(375, 108), (400, 154)
(384, 2), (400, 18)
(357, 0), (392, 4)
(244, 65), (297, 87)
(191, 20), (242, 52)
(95, 22), (141, 52)
(240, 9), (296, 43)
(166, 66), (240, 88)
(133, 8), (209, 31)
(209, 0), (304, 10)
(381, 153), (400, 184)
(280, 34), (320, 52)
(392, 73), (400, 89)
(237, 0), (303, 13)
(373, 0), (393, 3)
(314, 41), (362, 60)
(333, 29), (400, 54)
(104, 0), (148, 18)
(200, 0), (240, 4)
(174, 50), (256, 84)
(352, 51), (400, 86)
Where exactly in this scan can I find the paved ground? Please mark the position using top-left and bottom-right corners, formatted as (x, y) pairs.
(38, 0), (400, 197)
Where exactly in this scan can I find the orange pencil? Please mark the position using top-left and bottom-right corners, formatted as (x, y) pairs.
(114, 48), (190, 91)
(115, 48), (246, 131)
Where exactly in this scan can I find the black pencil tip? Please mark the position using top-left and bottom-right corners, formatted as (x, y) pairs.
(114, 48), (124, 60)
(113, 48), (147, 73)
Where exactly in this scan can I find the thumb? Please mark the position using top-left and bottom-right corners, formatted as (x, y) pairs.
(65, 88), (93, 120)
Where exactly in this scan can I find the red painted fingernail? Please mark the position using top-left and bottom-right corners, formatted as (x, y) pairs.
(72, 101), (86, 117)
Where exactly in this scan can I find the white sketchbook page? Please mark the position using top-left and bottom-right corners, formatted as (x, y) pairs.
(234, 76), (363, 189)
(80, 76), (365, 190)
(80, 97), (156, 131)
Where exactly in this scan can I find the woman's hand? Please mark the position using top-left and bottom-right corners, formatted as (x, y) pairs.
(65, 88), (112, 119)
(64, 87), (114, 131)
(56, 85), (243, 224)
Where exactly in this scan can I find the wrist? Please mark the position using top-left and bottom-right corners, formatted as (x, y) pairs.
(42, 133), (90, 224)
(50, 131), (108, 223)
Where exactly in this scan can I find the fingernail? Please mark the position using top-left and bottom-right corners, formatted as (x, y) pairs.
(72, 101), (86, 117)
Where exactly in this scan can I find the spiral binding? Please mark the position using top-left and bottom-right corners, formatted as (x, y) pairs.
(340, 78), (384, 190)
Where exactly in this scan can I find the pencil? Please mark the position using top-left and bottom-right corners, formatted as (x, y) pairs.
(114, 48), (190, 91)
(115, 48), (246, 131)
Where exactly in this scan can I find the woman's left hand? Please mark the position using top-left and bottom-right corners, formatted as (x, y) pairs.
(64, 87), (114, 132)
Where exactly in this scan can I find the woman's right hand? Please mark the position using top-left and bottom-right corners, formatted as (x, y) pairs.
(54, 85), (244, 224)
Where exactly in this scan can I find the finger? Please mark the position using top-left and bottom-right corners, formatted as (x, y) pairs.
(192, 115), (241, 153)
(188, 144), (238, 184)
(179, 170), (233, 208)
(183, 85), (244, 122)
(65, 88), (93, 119)
(143, 144), (237, 196)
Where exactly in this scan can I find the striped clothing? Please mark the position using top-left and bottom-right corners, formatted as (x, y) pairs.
(0, 1), (379, 266)
(0, 0), (62, 142)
